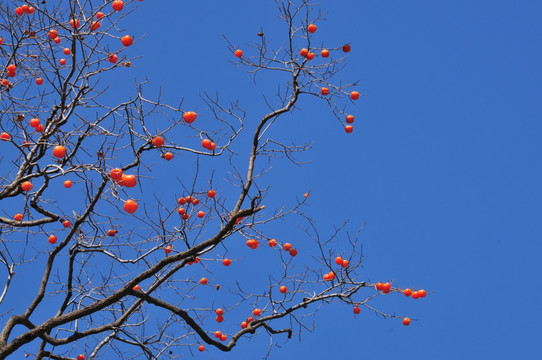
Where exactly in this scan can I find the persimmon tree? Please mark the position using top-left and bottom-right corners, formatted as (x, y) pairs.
(0, 0), (426, 359)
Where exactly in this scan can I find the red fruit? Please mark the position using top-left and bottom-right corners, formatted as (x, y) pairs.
(15, 7), (24, 16)
(110, 168), (123, 180)
(63, 220), (71, 228)
(163, 152), (173, 161)
(403, 289), (412, 297)
(402, 317), (411, 326)
(64, 180), (72, 188)
(1, 132), (10, 141)
(201, 139), (212, 149)
(194, 257), (200, 263)
(279, 285), (287, 293)
(108, 54), (118, 63)
(123, 199), (138, 214)
(121, 35), (133, 47)
(48, 29), (58, 39)
(23, 141), (30, 148)
(220, 334), (227, 342)
(132, 285), (141, 291)
(208, 142), (216, 151)
(216, 315), (224, 323)
(341, 259), (349, 268)
(112, 0), (124, 11)
(21, 181), (33, 192)
(345, 125), (353, 133)
(417, 289), (427, 298)
(1, 79), (9, 87)
(14, 213), (23, 221)
(197, 211), (205, 218)
(53, 145), (66, 158)
(200, 277), (207, 285)
(70, 19), (80, 28)
(28, 7), (35, 14)
(181, 213), (190, 220)
(321, 87), (329, 96)
(36, 78), (43, 85)
(121, 174), (137, 188)
(177, 197), (186, 205)
(35, 124), (44, 132)
(215, 308), (224, 316)
(412, 291), (420, 299)
(253, 308), (262, 316)
(283, 243), (292, 251)
(246, 239), (259, 249)
(63, 48), (71, 55)
(214, 330), (222, 338)
(234, 49), (243, 58)
(90, 21), (101, 31)
(320, 49), (329, 58)
(335, 256), (343, 266)
(77, 355), (86, 360)
(353, 306), (361, 314)
(53, 37), (61, 44)
(376, 282), (384, 290)
(0, 38), (2, 45)
(382, 282), (391, 294)
(307, 24), (317, 33)
(152, 136), (164, 148)
(192, 198), (200, 206)
(177, 207), (186, 215)
(346, 115), (354, 123)
(60, 59), (66, 65)
(164, 244), (172, 254)
(246, 316), (254, 324)
(300, 48), (309, 57)
(183, 111), (197, 123)
(96, 12), (104, 19)
(222, 258), (231, 266)
(343, 44), (351, 53)
(108, 229), (117, 236)
(48, 235), (57, 244)
(198, 345), (205, 352)
(7, 64), (16, 73)
(350, 91), (360, 100)
(268, 239), (277, 247)
(289, 249), (298, 256)
(185, 196), (192, 204)
(241, 321), (248, 329)
(207, 189), (216, 198)
(306, 52), (315, 60)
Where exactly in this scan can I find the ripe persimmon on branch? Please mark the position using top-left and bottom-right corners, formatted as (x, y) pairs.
(0, 0), (426, 359)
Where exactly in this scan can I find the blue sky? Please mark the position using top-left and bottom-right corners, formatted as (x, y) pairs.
(3, 0), (542, 359)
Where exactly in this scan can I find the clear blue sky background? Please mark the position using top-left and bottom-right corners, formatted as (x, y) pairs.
(5, 0), (541, 359)
(122, 1), (542, 359)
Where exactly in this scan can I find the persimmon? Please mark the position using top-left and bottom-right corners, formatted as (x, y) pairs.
(121, 35), (133, 47)
(183, 111), (197, 123)
(77, 355), (85, 360)
(341, 259), (349, 268)
(306, 52), (315, 60)
(216, 315), (224, 323)
(1, 79), (8, 87)
(108, 54), (118, 63)
(240, 321), (248, 329)
(63, 48), (71, 55)
(268, 239), (277, 247)
(345, 125), (353, 133)
(307, 24), (317, 33)
(321, 49), (329, 58)
(418, 289), (427, 298)
(215, 308), (224, 316)
(402, 317), (411, 326)
(411, 291), (420, 299)
(177, 197), (187, 205)
(200, 277), (207, 285)
(182, 213), (190, 220)
(283, 243), (292, 251)
(207, 189), (216, 198)
(403, 288), (412, 297)
(48, 29), (58, 39)
(53, 37), (61, 44)
(112, 0), (124, 11)
(70, 19), (80, 28)
(375, 282), (384, 290)
(164, 244), (172, 254)
(48, 235), (57, 244)
(63, 220), (71, 228)
(1, 132), (10, 141)
(334, 256), (343, 265)
(382, 282), (391, 294)
(209, 142), (216, 151)
(64, 180), (72, 188)
(6, 64), (15, 73)
(300, 48), (308, 57)
(21, 181), (33, 192)
(201, 139), (212, 149)
(321, 87), (329, 96)
(35, 124), (44, 132)
(90, 21), (101, 31)
(253, 308), (262, 316)
(346, 115), (354, 123)
(15, 7), (23, 16)
(14, 213), (23, 221)
(152, 136), (164, 147)
(222, 258), (231, 266)
(185, 196), (192, 203)
(350, 91), (360, 100)
(353, 306), (361, 314)
(323, 273), (330, 281)
(53, 145), (66, 158)
(60, 59), (66, 65)
(96, 12), (104, 19)
(28, 7), (35, 14)
(132, 285), (141, 291)
(110, 168), (123, 180)
(343, 44), (351, 52)
(246, 316), (254, 323)
(121, 174), (137, 188)
(214, 330), (222, 338)
(0, 38), (2, 45)
(108, 229), (117, 236)
(247, 239), (259, 249)
(36, 78), (43, 85)
(198, 345), (205, 352)
(163, 152), (173, 161)
(289, 249), (298, 256)
(123, 199), (138, 214)
(279, 285), (287, 293)
(21, 5), (29, 13)
(234, 49), (243, 58)
(220, 334), (227, 342)
(192, 198), (200, 206)
(197, 211), (205, 218)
